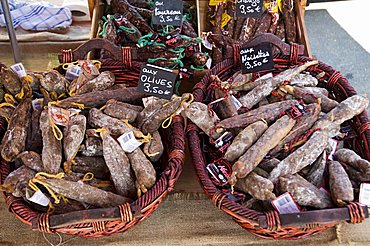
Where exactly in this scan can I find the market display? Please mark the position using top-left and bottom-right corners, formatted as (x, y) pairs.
(97, 0), (208, 71)
(0, 0), (369, 240)
(0, 61), (189, 215)
(185, 59), (370, 213)
(204, 0), (302, 65)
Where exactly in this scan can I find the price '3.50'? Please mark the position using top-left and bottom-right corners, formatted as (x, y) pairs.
(143, 83), (171, 95)
(243, 58), (269, 70)
(239, 4), (261, 14)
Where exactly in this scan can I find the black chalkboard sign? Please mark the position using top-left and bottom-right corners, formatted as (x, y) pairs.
(240, 43), (274, 73)
(152, 0), (183, 26)
(236, 0), (263, 18)
(137, 64), (177, 100)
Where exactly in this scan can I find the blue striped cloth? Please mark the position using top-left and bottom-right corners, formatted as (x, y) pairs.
(0, 0), (72, 31)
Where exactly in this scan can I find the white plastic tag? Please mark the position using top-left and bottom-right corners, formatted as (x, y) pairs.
(201, 32), (213, 50)
(10, 63), (27, 78)
(118, 131), (143, 153)
(80, 60), (100, 76)
(27, 190), (50, 207)
(214, 131), (233, 148)
(359, 183), (370, 206)
(230, 95), (242, 110)
(68, 108), (81, 117)
(272, 192), (300, 214)
(32, 98), (44, 111)
(327, 138), (339, 160)
(65, 66), (82, 81)
(257, 72), (273, 81)
(206, 58), (212, 69)
(49, 106), (71, 126)
(142, 96), (158, 108)
(86, 129), (100, 137)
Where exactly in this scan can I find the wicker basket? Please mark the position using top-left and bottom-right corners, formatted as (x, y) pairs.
(0, 43), (186, 238)
(186, 34), (370, 239)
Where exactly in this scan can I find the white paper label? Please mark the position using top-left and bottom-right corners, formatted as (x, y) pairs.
(10, 63), (27, 78)
(206, 58), (212, 69)
(118, 131), (143, 153)
(327, 138), (339, 160)
(359, 183), (370, 206)
(65, 66), (82, 81)
(80, 61), (100, 76)
(201, 32), (213, 50)
(230, 95), (242, 110)
(257, 72), (273, 81)
(68, 108), (81, 117)
(49, 106), (71, 126)
(27, 190), (50, 207)
(214, 131), (232, 148)
(142, 96), (158, 108)
(32, 98), (44, 111)
(272, 192), (300, 214)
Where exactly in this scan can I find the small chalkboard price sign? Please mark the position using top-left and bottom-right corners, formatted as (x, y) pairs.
(152, 0), (183, 26)
(240, 43), (274, 73)
(236, 0), (263, 18)
(137, 64), (177, 100)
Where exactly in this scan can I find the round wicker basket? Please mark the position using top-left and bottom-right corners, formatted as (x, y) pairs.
(0, 41), (186, 237)
(186, 39), (369, 239)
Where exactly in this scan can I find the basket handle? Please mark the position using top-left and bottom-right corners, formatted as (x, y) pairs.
(164, 115), (185, 189)
(258, 204), (369, 229)
(58, 38), (121, 63)
(31, 204), (142, 231)
(244, 33), (305, 57)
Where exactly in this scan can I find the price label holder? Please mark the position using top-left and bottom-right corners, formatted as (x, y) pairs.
(206, 158), (232, 186)
(137, 64), (176, 100)
(32, 98), (44, 111)
(26, 189), (50, 207)
(240, 43), (274, 74)
(48, 106), (71, 127)
(272, 192), (300, 214)
(65, 66), (82, 81)
(236, 0), (264, 18)
(152, 0), (183, 26)
(10, 62), (27, 78)
(118, 131), (143, 153)
(327, 138), (339, 160)
(359, 183), (370, 206)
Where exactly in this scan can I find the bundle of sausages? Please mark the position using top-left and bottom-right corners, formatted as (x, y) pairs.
(0, 63), (190, 214)
(205, 0), (298, 65)
(97, 0), (208, 70)
(186, 60), (370, 211)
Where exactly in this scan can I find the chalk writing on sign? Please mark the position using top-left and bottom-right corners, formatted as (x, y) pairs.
(152, 0), (183, 26)
(137, 64), (177, 100)
(236, 0), (263, 18)
(240, 43), (274, 73)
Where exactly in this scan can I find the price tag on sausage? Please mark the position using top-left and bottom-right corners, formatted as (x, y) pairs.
(137, 64), (176, 100)
(359, 183), (370, 206)
(236, 0), (263, 18)
(152, 0), (183, 26)
(327, 138), (339, 160)
(48, 106), (71, 127)
(10, 62), (27, 78)
(240, 43), (274, 73)
(26, 189), (50, 207)
(272, 192), (300, 214)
